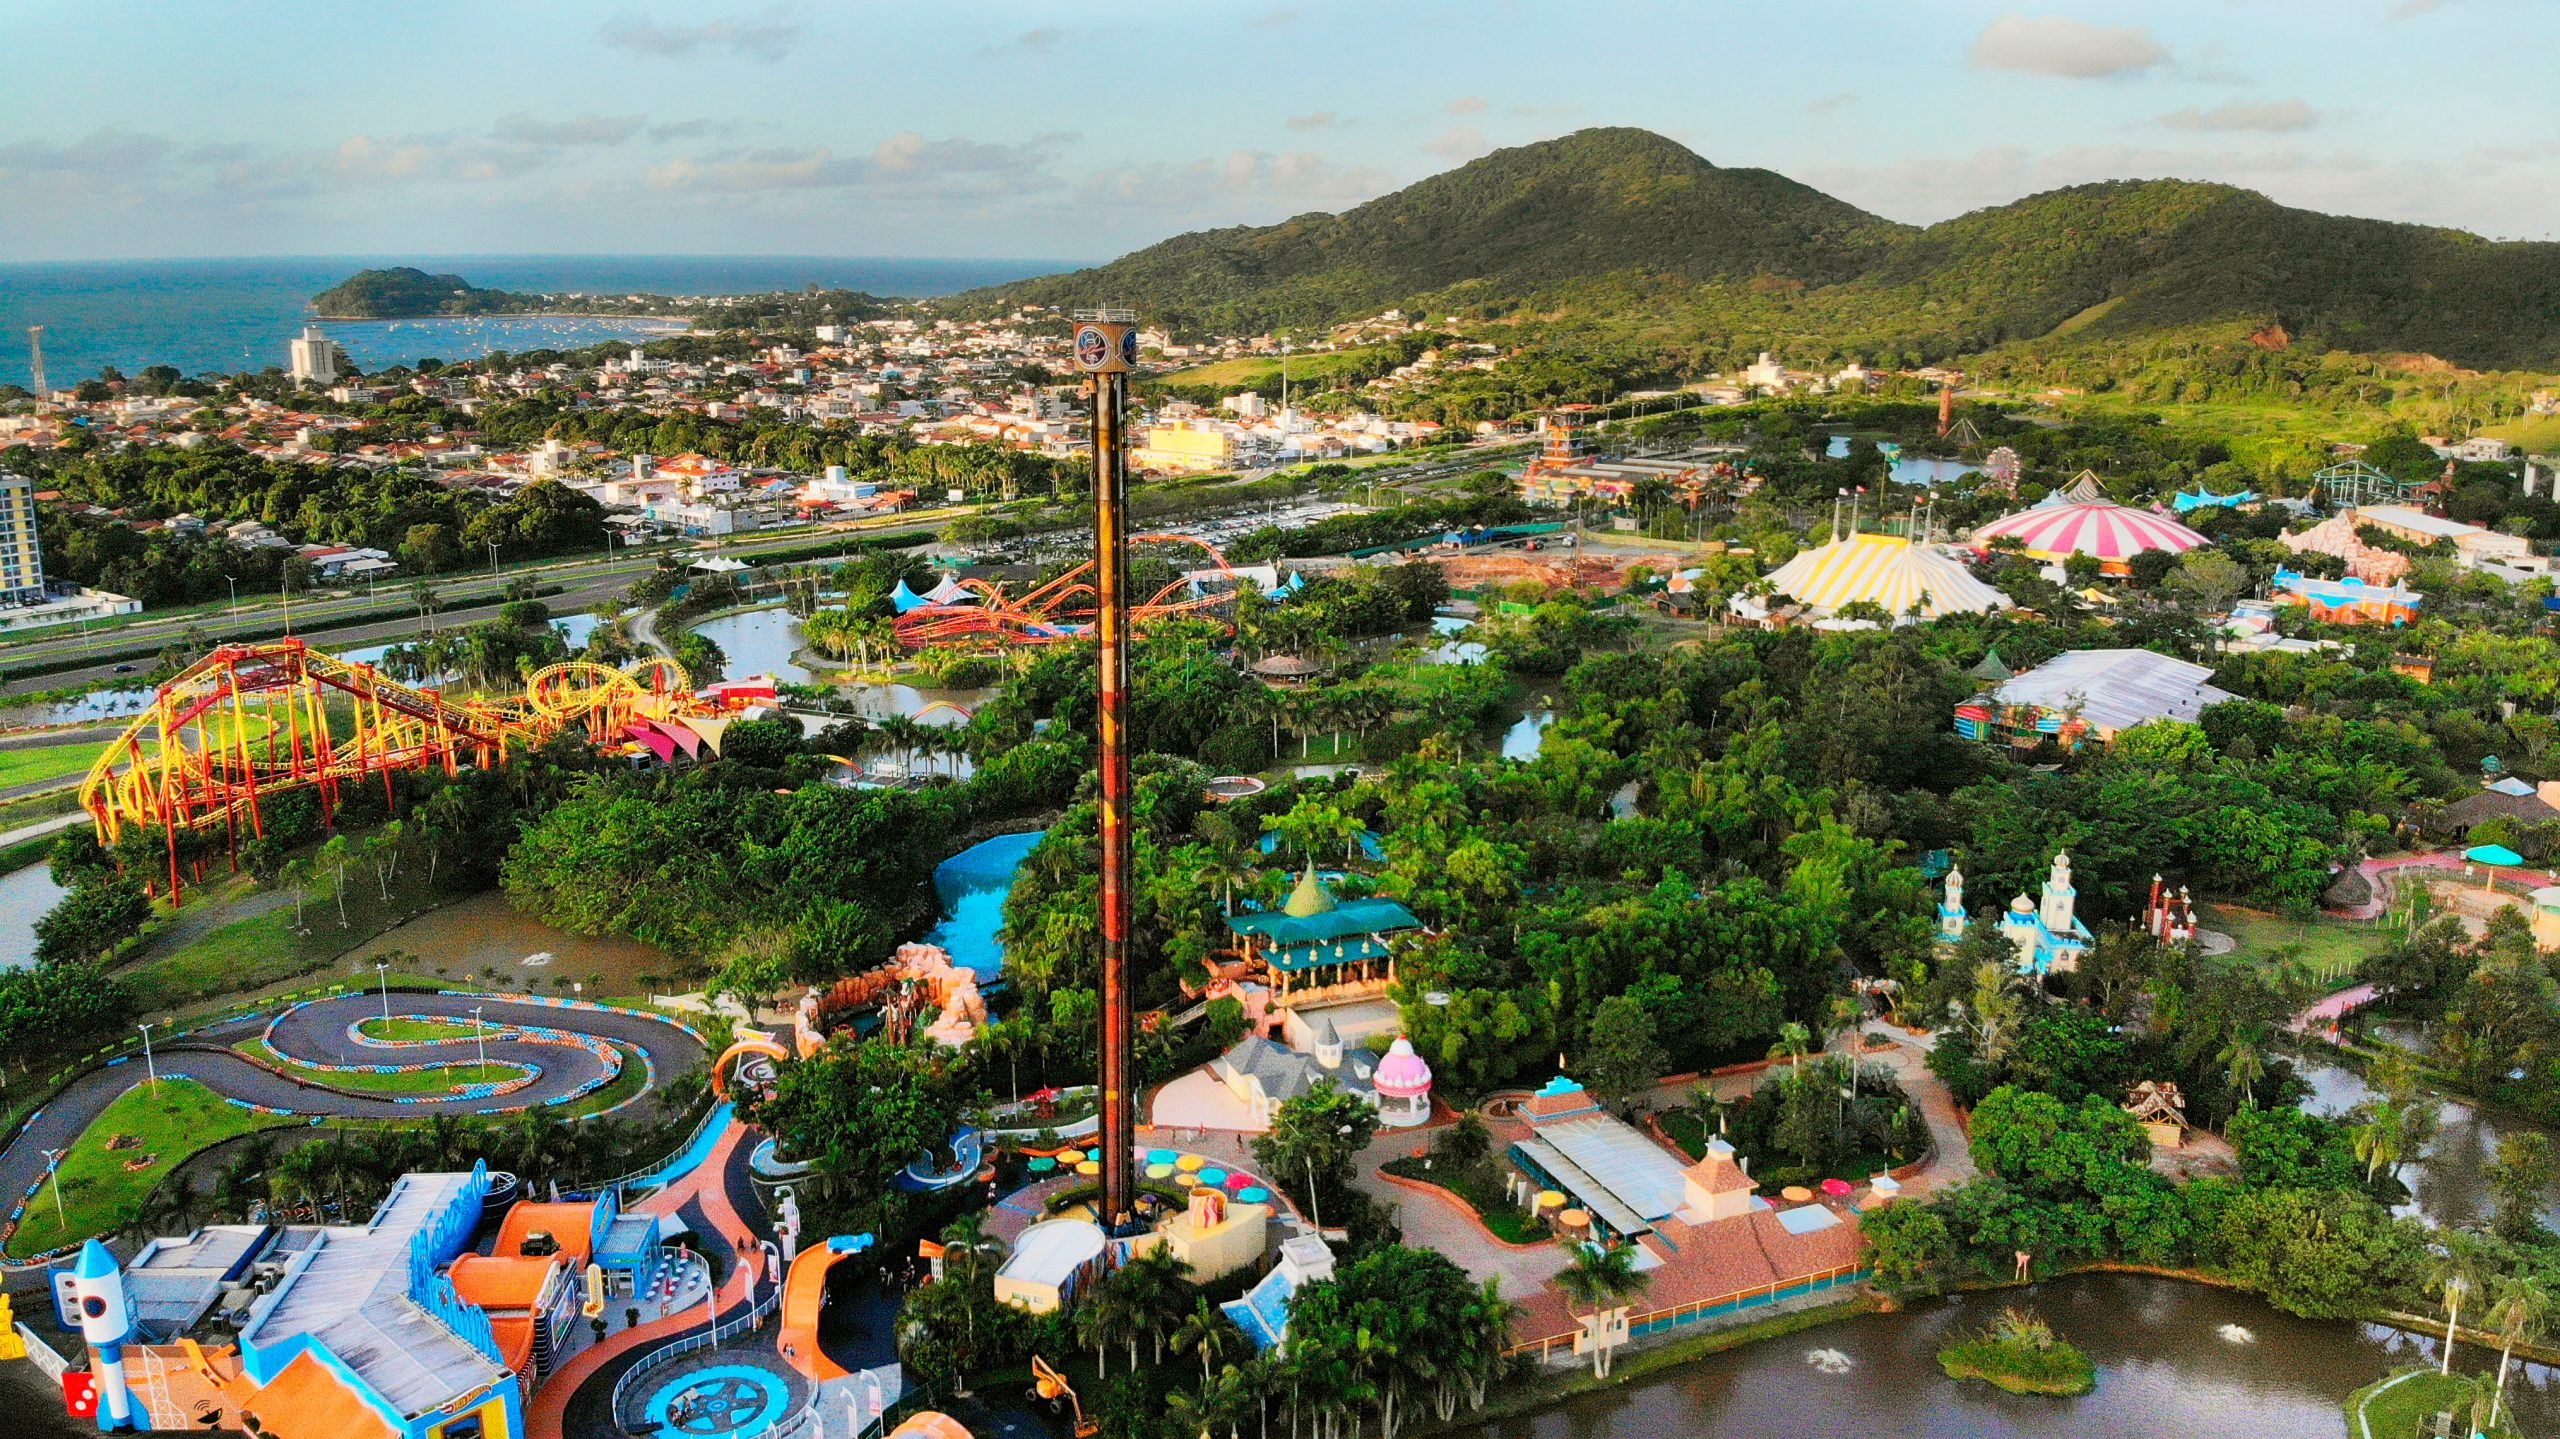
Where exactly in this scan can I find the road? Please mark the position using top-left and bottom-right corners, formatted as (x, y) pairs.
(0, 991), (706, 1265)
(0, 509), (969, 701)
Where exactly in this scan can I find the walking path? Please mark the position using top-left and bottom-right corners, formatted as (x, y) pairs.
(2327, 848), (2560, 920)
(530, 1119), (767, 1439)
(0, 810), (85, 850)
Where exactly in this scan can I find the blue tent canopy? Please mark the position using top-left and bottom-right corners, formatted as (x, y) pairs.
(2465, 844), (2526, 867)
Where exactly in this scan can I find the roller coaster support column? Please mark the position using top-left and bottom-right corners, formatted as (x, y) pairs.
(1075, 308), (1140, 1233)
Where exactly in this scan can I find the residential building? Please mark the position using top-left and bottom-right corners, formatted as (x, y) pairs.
(287, 326), (339, 386)
(2356, 504), (2538, 572)
(0, 472), (45, 603)
(1132, 424), (1235, 474)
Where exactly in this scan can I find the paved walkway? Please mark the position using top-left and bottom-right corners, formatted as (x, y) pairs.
(0, 810), (85, 849)
(528, 1119), (770, 1439)
(1855, 1022), (1976, 1197)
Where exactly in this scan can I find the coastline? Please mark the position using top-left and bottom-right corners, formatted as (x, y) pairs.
(311, 310), (697, 325)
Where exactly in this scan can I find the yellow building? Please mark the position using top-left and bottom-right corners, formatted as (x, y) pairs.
(1132, 425), (1234, 474)
(0, 474), (45, 604)
(1135, 1188), (1270, 1284)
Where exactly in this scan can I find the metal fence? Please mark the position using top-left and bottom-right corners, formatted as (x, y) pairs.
(604, 1263), (786, 1433)
(1504, 1263), (1867, 1360)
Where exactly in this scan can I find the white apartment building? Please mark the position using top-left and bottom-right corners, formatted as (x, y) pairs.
(0, 473), (45, 603)
(289, 326), (340, 385)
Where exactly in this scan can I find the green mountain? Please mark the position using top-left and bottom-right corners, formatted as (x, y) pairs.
(963, 128), (2560, 370)
(972, 128), (1909, 334)
(312, 267), (536, 318)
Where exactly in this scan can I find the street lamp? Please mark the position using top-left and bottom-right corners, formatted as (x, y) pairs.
(471, 1004), (488, 1083)
(225, 575), (237, 622)
(137, 1021), (158, 1090)
(40, 1148), (66, 1226)
(487, 541), (500, 580)
(375, 961), (393, 1028)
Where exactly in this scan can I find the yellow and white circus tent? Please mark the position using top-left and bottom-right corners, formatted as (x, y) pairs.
(1763, 533), (2012, 620)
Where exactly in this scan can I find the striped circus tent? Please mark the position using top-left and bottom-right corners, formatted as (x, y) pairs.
(1970, 501), (2207, 566)
(1764, 533), (2011, 619)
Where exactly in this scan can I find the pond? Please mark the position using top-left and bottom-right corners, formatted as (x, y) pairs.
(689, 603), (819, 685)
(1503, 709), (1555, 760)
(339, 890), (676, 996)
(2295, 1052), (2560, 1233)
(842, 682), (999, 727)
(1431, 613), (1488, 666)
(1824, 434), (1980, 488)
(1475, 1273), (2558, 1439)
(921, 830), (1045, 978)
(0, 861), (67, 969)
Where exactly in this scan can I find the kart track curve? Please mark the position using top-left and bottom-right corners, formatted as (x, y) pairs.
(0, 990), (706, 1263)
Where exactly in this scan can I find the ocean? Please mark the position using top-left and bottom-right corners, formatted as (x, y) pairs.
(0, 254), (1078, 388)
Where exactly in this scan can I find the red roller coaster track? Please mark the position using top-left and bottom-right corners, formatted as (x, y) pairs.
(891, 533), (1259, 649)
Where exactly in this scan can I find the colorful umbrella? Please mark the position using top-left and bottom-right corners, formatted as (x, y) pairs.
(1026, 1156), (1056, 1173)
(1146, 1148), (1179, 1166)
(1197, 1167), (1228, 1187)
(1237, 1186), (1270, 1203)
(1820, 1178), (1854, 1197)
(1075, 1161), (1100, 1176)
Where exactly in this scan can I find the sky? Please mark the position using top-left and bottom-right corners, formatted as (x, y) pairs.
(3, 0), (2556, 264)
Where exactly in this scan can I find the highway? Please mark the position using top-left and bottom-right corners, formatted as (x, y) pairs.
(0, 509), (969, 701)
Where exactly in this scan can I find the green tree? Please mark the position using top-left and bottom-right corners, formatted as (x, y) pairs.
(2486, 1131), (2557, 1243)
(1252, 1080), (1379, 1229)
(1554, 1241), (1649, 1378)
(1582, 995), (1668, 1110)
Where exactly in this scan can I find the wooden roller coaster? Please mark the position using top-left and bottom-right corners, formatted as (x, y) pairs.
(892, 533), (1262, 649)
(79, 640), (714, 901)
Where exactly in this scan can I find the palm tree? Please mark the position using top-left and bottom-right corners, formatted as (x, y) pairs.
(1768, 1021), (1813, 1076)
(418, 785), (474, 891)
(1174, 1295), (1241, 1385)
(2219, 1027), (2267, 1110)
(1555, 1241), (1649, 1378)
(1074, 1282), (1127, 1379)
(2486, 1273), (2551, 1432)
(2349, 1098), (2407, 1186)
(279, 857), (312, 928)
(2433, 1234), (2486, 1377)
(315, 834), (356, 926)
(1966, 961), (2023, 1063)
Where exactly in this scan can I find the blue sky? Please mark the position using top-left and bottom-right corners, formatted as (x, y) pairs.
(3, 0), (2554, 262)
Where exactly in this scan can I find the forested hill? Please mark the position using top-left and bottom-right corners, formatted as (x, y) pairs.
(957, 128), (2560, 370)
(963, 128), (1911, 334)
(311, 267), (541, 318)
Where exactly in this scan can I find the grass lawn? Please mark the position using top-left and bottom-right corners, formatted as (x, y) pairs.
(2197, 903), (2392, 986)
(1153, 343), (1394, 393)
(118, 867), (474, 1015)
(4, 1078), (290, 1258)
(242, 1039), (522, 1094)
(354, 1016), (483, 1044)
(2347, 1367), (2518, 1439)
(0, 740), (110, 790)
(560, 1043), (651, 1117)
(1382, 1154), (1549, 1244)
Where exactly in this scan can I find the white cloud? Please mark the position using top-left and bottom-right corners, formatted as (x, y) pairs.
(2160, 100), (2318, 133)
(2388, 0), (2450, 16)
(646, 131), (1072, 195)
(1445, 96), (1488, 116)
(1420, 127), (1490, 162)
(1285, 112), (1347, 132)
(491, 113), (647, 148)
(1805, 93), (1854, 114)
(1249, 7), (1302, 26)
(598, 10), (805, 62)
(1970, 14), (2166, 78)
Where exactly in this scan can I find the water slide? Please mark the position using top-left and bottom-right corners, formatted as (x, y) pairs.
(779, 1233), (875, 1381)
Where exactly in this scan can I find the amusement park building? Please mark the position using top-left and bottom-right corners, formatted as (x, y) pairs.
(1955, 648), (2235, 748)
(50, 1164), (677, 1438)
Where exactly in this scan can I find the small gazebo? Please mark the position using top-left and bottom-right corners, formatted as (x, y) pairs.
(1225, 869), (1420, 1009)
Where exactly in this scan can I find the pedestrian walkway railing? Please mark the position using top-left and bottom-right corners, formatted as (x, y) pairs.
(591, 1094), (725, 1197)
(604, 1264), (784, 1431)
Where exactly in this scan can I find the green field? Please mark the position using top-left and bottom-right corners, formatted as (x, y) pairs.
(1156, 343), (1394, 392)
(3, 1078), (288, 1258)
(2346, 1367), (2518, 1439)
(244, 1039), (520, 1094)
(354, 1016), (483, 1044)
(0, 741), (110, 790)
(2197, 903), (2392, 985)
(2483, 413), (2560, 453)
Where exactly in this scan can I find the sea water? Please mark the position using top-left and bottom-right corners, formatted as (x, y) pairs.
(0, 255), (1077, 385)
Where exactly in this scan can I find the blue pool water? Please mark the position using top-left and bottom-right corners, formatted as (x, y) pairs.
(921, 830), (1045, 977)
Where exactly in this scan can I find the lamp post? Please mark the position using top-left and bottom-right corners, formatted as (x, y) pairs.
(40, 1148), (66, 1226)
(471, 1004), (488, 1084)
(487, 541), (500, 581)
(375, 960), (393, 1028)
(137, 1022), (158, 1090)
(225, 575), (237, 622)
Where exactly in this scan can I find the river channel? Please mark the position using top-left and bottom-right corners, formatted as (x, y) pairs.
(1475, 1274), (2556, 1439)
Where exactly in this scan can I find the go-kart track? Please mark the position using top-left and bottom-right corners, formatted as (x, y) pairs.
(0, 990), (706, 1262)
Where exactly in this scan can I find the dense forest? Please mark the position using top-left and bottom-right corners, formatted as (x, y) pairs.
(961, 127), (2560, 373)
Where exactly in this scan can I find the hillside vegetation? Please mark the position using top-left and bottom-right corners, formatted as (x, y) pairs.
(958, 128), (2560, 372)
(312, 266), (538, 318)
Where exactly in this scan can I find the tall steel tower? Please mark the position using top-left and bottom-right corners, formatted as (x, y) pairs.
(26, 327), (46, 406)
(1071, 308), (1140, 1232)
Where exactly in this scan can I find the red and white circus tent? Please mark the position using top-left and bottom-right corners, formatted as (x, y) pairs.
(1969, 501), (2208, 569)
